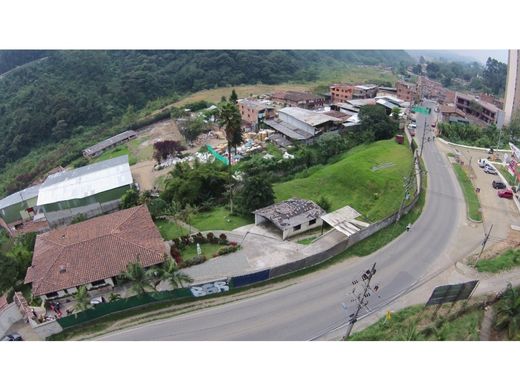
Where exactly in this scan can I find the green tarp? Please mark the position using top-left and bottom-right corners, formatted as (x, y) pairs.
(206, 144), (228, 165)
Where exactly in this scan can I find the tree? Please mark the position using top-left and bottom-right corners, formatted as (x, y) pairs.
(426, 62), (440, 79)
(119, 261), (157, 295)
(482, 57), (507, 95)
(148, 198), (169, 220)
(495, 283), (520, 340)
(391, 107), (401, 121)
(0, 252), (18, 294)
(153, 140), (185, 163)
(358, 105), (398, 141)
(316, 195), (331, 212)
(120, 188), (140, 209)
(218, 101), (242, 214)
(235, 174), (275, 215)
(73, 286), (91, 312)
(411, 64), (422, 75)
(230, 89), (238, 103)
(218, 101), (242, 167)
(156, 258), (193, 290)
(180, 116), (208, 144)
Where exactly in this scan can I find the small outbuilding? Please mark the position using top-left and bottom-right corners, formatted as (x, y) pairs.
(253, 198), (326, 240)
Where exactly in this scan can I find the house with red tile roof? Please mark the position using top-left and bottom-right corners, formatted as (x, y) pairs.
(24, 205), (167, 301)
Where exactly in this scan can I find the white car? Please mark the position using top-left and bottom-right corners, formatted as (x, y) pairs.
(478, 158), (490, 168)
(484, 165), (497, 175)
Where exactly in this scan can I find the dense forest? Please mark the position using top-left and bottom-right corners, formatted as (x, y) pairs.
(0, 50), (49, 75)
(0, 50), (412, 196)
(410, 57), (507, 95)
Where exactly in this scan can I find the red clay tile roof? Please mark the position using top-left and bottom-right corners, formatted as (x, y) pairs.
(25, 205), (166, 296)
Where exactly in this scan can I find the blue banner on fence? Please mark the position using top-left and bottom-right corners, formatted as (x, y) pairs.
(230, 270), (270, 288)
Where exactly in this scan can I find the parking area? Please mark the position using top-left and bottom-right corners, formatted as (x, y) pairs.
(438, 141), (520, 251)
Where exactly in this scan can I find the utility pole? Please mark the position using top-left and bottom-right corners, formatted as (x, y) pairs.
(344, 263), (378, 340)
(419, 114), (428, 159)
(477, 224), (494, 261)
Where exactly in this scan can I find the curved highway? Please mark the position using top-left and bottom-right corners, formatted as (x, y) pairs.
(99, 102), (465, 340)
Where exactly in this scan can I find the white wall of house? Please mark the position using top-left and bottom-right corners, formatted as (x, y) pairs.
(282, 218), (323, 240)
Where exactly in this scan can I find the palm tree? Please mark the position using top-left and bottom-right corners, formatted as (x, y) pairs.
(218, 101), (242, 167)
(218, 101), (242, 214)
(119, 260), (157, 296)
(74, 285), (90, 312)
(495, 283), (520, 340)
(157, 258), (193, 290)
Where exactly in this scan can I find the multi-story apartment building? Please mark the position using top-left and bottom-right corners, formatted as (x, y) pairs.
(352, 84), (378, 99)
(395, 80), (418, 102)
(270, 91), (324, 109)
(237, 99), (276, 130)
(504, 49), (520, 126)
(455, 93), (505, 129)
(330, 84), (354, 103)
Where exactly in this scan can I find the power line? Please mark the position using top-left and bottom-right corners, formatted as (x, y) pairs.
(343, 263), (379, 340)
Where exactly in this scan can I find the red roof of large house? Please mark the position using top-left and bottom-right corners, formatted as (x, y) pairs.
(25, 205), (166, 296)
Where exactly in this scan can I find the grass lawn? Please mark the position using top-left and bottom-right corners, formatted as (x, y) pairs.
(349, 302), (483, 341)
(181, 243), (225, 260)
(452, 163), (482, 222)
(476, 248), (520, 273)
(190, 206), (253, 231)
(297, 237), (317, 245)
(497, 165), (516, 186)
(274, 140), (413, 221)
(155, 219), (189, 240)
(93, 145), (138, 165)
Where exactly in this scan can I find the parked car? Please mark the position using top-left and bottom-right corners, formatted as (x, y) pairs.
(498, 189), (514, 199)
(478, 158), (491, 168)
(1, 333), (23, 341)
(492, 180), (507, 189)
(484, 165), (497, 175)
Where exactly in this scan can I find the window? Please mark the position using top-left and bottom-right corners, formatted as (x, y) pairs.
(293, 224), (301, 231)
(309, 219), (316, 226)
(91, 279), (106, 287)
(46, 292), (58, 299)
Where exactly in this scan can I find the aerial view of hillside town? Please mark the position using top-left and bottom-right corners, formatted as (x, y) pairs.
(1, 48), (520, 344)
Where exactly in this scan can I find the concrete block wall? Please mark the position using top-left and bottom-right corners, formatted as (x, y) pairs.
(0, 303), (23, 337)
(30, 319), (63, 338)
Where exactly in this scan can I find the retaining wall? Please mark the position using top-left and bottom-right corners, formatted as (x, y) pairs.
(0, 303), (23, 337)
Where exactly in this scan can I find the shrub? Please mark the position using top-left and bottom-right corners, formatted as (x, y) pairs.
(218, 233), (228, 245)
(316, 195), (331, 212)
(180, 254), (207, 268)
(193, 232), (207, 244)
(170, 245), (183, 264)
(217, 245), (241, 256)
(206, 232), (218, 244)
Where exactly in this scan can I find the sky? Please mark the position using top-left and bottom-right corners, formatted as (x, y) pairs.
(454, 50), (508, 63)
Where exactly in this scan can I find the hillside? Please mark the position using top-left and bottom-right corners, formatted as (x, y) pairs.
(0, 50), (412, 196)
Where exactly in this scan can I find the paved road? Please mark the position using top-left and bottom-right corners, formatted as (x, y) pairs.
(99, 103), (466, 340)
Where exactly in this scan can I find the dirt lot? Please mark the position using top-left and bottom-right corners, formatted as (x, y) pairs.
(130, 118), (226, 191)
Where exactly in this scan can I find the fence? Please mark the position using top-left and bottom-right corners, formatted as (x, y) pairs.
(57, 288), (192, 329)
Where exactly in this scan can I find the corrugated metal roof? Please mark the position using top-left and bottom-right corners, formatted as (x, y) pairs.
(279, 107), (341, 127)
(0, 184), (41, 210)
(37, 156), (132, 206)
(83, 130), (137, 155)
(321, 205), (369, 237)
